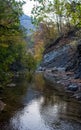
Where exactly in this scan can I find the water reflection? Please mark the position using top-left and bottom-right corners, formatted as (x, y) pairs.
(0, 73), (81, 130)
(11, 98), (50, 130)
(11, 95), (81, 130)
(25, 72), (34, 83)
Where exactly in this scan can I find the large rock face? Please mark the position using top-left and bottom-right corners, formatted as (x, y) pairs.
(41, 37), (81, 79)
(41, 44), (76, 70)
(41, 31), (81, 100)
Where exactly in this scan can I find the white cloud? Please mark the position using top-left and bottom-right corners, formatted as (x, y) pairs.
(22, 0), (35, 16)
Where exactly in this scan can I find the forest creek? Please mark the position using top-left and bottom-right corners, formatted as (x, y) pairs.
(1, 0), (81, 130)
(1, 73), (81, 130)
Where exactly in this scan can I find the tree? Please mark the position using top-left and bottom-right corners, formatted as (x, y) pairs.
(0, 0), (26, 84)
(31, 0), (81, 34)
(33, 22), (58, 63)
(31, 0), (66, 34)
(66, 0), (81, 27)
(22, 53), (37, 72)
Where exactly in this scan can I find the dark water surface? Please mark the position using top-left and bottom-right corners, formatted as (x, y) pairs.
(0, 73), (81, 130)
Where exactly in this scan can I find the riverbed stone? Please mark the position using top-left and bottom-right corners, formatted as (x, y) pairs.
(73, 93), (81, 100)
(0, 100), (6, 111)
(7, 83), (16, 87)
(67, 84), (78, 91)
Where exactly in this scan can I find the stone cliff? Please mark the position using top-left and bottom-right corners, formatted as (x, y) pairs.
(40, 28), (81, 101)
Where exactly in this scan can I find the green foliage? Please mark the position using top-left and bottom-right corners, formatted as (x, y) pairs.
(22, 53), (37, 72)
(33, 22), (58, 64)
(0, 0), (27, 85)
(66, 0), (81, 26)
(31, 0), (81, 34)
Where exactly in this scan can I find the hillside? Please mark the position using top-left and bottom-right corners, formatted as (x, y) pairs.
(20, 14), (35, 34)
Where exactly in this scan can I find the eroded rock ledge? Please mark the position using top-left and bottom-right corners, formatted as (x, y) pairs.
(40, 30), (81, 101)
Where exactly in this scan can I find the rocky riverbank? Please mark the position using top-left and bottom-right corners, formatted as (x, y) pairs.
(40, 29), (81, 102)
(43, 68), (81, 101)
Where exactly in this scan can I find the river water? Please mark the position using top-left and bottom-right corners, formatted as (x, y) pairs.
(0, 73), (81, 130)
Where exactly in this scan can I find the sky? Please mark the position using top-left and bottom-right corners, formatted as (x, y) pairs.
(22, 0), (35, 16)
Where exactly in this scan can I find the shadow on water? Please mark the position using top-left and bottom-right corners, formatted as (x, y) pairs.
(0, 73), (81, 130)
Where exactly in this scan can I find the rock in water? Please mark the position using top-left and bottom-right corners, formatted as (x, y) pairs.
(0, 100), (6, 111)
(7, 83), (16, 87)
(67, 84), (78, 91)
